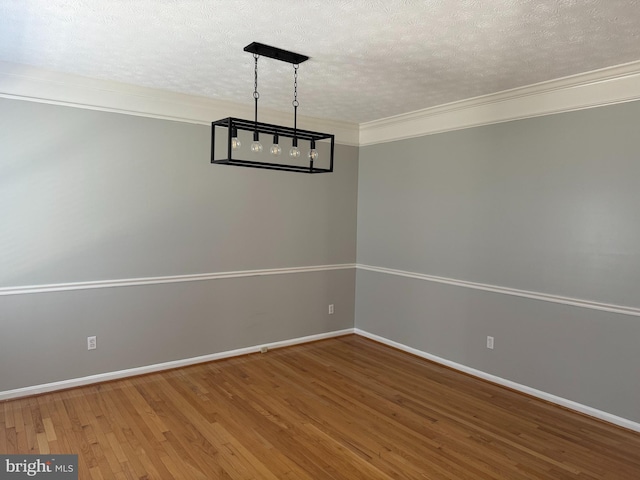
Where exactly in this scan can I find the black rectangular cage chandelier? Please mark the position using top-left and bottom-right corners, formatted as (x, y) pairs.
(211, 42), (334, 174)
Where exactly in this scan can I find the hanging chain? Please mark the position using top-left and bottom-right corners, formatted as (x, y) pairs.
(253, 54), (260, 127)
(253, 54), (260, 100)
(292, 64), (299, 108)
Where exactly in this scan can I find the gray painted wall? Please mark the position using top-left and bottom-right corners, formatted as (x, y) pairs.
(0, 99), (357, 287)
(0, 98), (357, 392)
(3, 269), (355, 391)
(3, 93), (639, 425)
(356, 100), (640, 422)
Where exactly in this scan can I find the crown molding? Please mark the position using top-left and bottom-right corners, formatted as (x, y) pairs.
(3, 60), (640, 148)
(359, 60), (640, 146)
(0, 61), (360, 146)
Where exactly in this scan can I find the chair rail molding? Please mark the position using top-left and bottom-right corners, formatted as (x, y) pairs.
(0, 264), (356, 296)
(357, 264), (640, 318)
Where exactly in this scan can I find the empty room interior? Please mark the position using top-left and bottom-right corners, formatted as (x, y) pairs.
(2, 1), (640, 478)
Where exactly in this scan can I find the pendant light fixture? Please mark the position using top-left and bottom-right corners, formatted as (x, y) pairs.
(211, 42), (334, 174)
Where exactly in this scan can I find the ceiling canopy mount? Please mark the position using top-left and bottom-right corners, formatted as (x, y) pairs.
(243, 42), (309, 65)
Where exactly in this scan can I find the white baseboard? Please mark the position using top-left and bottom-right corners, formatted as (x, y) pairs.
(0, 328), (355, 401)
(355, 328), (640, 433)
(5, 326), (638, 434)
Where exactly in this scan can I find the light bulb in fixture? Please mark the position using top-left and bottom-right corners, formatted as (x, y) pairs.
(270, 134), (282, 156)
(231, 127), (241, 150)
(289, 138), (301, 158)
(270, 144), (282, 156)
(289, 147), (301, 158)
(308, 140), (319, 161)
(250, 131), (263, 153)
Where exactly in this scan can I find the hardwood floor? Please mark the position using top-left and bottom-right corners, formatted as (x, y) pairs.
(2, 335), (639, 479)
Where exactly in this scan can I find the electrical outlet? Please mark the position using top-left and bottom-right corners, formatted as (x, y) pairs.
(486, 336), (494, 350)
(328, 304), (334, 315)
(87, 336), (97, 350)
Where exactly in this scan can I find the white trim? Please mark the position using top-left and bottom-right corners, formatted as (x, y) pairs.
(354, 329), (640, 433)
(0, 61), (359, 146)
(0, 329), (355, 401)
(357, 264), (640, 318)
(0, 264), (356, 296)
(3, 325), (637, 432)
(359, 60), (640, 146)
(4, 61), (640, 148)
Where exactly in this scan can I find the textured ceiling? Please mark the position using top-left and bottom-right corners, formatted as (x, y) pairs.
(1, 0), (640, 123)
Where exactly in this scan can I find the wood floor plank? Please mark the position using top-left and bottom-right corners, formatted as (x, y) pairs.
(120, 380), (169, 442)
(4, 427), (17, 455)
(2, 335), (640, 479)
(271, 354), (510, 479)
(100, 386), (176, 479)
